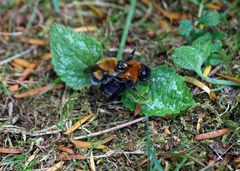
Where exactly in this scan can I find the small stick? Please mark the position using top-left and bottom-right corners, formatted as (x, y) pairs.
(0, 46), (36, 65)
(93, 150), (145, 159)
(0, 32), (23, 36)
(208, 64), (223, 77)
(74, 117), (147, 140)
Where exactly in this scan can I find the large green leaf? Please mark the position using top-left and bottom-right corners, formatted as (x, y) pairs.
(172, 46), (203, 72)
(122, 66), (195, 116)
(50, 24), (103, 89)
(192, 33), (213, 62)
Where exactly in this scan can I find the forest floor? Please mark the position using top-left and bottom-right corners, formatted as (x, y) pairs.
(0, 1), (239, 170)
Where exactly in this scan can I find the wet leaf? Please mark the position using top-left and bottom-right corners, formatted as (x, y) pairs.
(172, 46), (203, 73)
(122, 66), (195, 116)
(192, 33), (213, 61)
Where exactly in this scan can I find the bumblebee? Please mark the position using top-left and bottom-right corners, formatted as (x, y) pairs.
(90, 49), (151, 100)
(89, 57), (128, 85)
(97, 49), (151, 101)
(102, 61), (151, 100)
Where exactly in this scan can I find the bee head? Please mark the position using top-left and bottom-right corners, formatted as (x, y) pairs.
(139, 64), (151, 81)
(116, 61), (128, 73)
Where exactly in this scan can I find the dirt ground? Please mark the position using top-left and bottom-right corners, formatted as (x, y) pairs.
(0, 1), (239, 170)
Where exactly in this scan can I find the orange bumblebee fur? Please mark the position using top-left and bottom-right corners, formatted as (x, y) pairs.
(92, 58), (118, 80)
(119, 61), (142, 83)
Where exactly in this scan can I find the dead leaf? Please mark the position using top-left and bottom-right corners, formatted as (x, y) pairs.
(99, 134), (116, 144)
(41, 53), (52, 60)
(209, 92), (217, 101)
(71, 140), (106, 149)
(8, 84), (19, 92)
(64, 114), (94, 135)
(216, 73), (240, 83)
(12, 58), (31, 68)
(58, 153), (86, 161)
(158, 19), (170, 31)
(18, 68), (33, 82)
(74, 26), (96, 33)
(56, 146), (75, 155)
(47, 161), (64, 171)
(195, 128), (230, 141)
(15, 84), (64, 98)
(207, 2), (222, 10)
(89, 151), (96, 171)
(0, 147), (21, 154)
(11, 61), (24, 70)
(127, 139), (134, 151)
(154, 4), (184, 20)
(203, 65), (212, 76)
(19, 37), (46, 46)
(184, 76), (211, 94)
(134, 104), (142, 116)
(88, 5), (107, 19)
(164, 127), (171, 134)
(196, 114), (204, 134)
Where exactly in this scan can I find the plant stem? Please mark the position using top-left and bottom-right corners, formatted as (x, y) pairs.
(198, 72), (240, 86)
(198, 0), (205, 18)
(117, 0), (136, 60)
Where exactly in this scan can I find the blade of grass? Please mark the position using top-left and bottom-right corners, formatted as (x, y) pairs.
(117, 0), (136, 60)
(27, 0), (41, 29)
(51, 0), (60, 12)
(146, 117), (164, 171)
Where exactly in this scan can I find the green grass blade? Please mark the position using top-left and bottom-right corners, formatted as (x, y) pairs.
(117, 0), (136, 60)
(51, 0), (60, 12)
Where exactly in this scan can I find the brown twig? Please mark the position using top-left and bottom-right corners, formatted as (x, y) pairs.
(73, 117), (147, 140)
(0, 32), (23, 36)
(0, 125), (61, 136)
(93, 150), (145, 159)
(208, 64), (223, 77)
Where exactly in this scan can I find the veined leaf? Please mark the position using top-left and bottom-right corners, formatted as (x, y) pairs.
(50, 24), (103, 89)
(122, 66), (195, 116)
(192, 33), (213, 62)
(172, 46), (203, 72)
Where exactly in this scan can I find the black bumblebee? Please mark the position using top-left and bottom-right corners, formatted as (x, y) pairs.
(89, 49), (151, 100)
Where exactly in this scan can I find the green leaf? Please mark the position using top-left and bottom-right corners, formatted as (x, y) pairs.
(208, 52), (229, 66)
(122, 66), (195, 116)
(199, 10), (221, 27)
(178, 19), (193, 37)
(172, 46), (203, 72)
(50, 24), (103, 89)
(192, 33), (213, 61)
(123, 84), (150, 104)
